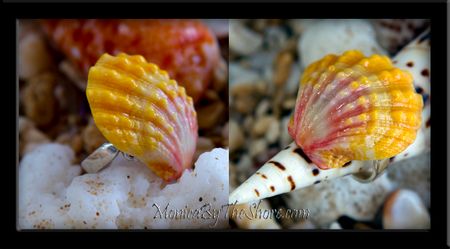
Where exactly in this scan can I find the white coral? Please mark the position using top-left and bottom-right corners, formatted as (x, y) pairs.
(18, 143), (229, 229)
(284, 174), (394, 227)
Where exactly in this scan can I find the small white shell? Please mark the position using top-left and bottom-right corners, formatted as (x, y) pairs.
(298, 19), (387, 68)
(229, 20), (263, 55)
(383, 189), (430, 229)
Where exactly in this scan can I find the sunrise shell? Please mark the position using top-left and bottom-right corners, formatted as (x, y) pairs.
(288, 50), (423, 169)
(86, 53), (198, 182)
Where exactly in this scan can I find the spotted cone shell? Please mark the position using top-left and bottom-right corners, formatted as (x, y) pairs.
(288, 50), (423, 169)
(87, 53), (198, 181)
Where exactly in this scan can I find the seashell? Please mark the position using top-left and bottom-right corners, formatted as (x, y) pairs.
(288, 50), (423, 169)
(228, 120), (245, 153)
(41, 19), (220, 102)
(329, 222), (342, 229)
(382, 189), (430, 229)
(298, 19), (387, 68)
(393, 29), (430, 102)
(229, 20), (263, 56)
(229, 50), (425, 205)
(86, 53), (198, 182)
(372, 19), (429, 54)
(390, 29), (430, 164)
(18, 23), (54, 80)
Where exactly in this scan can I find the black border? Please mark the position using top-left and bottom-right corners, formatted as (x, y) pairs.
(4, 1), (448, 249)
(2, 0), (447, 3)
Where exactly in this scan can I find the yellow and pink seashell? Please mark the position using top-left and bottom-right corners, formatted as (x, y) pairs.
(288, 50), (423, 169)
(230, 50), (424, 204)
(86, 53), (198, 182)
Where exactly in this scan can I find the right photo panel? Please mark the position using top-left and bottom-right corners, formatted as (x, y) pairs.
(228, 19), (431, 230)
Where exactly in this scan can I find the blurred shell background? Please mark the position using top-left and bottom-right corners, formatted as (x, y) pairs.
(18, 19), (229, 165)
(229, 19), (430, 229)
(18, 19), (229, 229)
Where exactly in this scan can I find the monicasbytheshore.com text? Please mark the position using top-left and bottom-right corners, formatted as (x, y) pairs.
(152, 201), (309, 226)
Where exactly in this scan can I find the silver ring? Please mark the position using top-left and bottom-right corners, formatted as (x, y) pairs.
(81, 143), (136, 173)
(352, 159), (390, 183)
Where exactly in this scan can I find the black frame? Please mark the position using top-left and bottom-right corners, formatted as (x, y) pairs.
(4, 1), (447, 249)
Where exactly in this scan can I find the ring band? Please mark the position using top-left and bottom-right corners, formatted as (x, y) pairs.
(81, 143), (119, 173)
(352, 159), (390, 183)
(81, 143), (138, 173)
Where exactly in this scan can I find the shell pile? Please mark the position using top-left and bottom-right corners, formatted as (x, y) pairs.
(86, 53), (198, 182)
(228, 19), (430, 229)
(288, 50), (423, 169)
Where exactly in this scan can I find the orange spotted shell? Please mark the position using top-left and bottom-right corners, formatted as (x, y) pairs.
(41, 19), (220, 102)
(86, 53), (198, 181)
(288, 50), (423, 169)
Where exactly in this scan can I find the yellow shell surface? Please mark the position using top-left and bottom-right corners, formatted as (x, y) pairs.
(288, 50), (423, 169)
(86, 53), (198, 181)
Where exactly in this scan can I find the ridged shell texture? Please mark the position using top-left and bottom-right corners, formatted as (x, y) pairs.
(87, 53), (198, 181)
(288, 50), (423, 169)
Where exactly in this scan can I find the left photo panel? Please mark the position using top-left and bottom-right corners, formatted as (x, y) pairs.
(17, 19), (230, 229)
